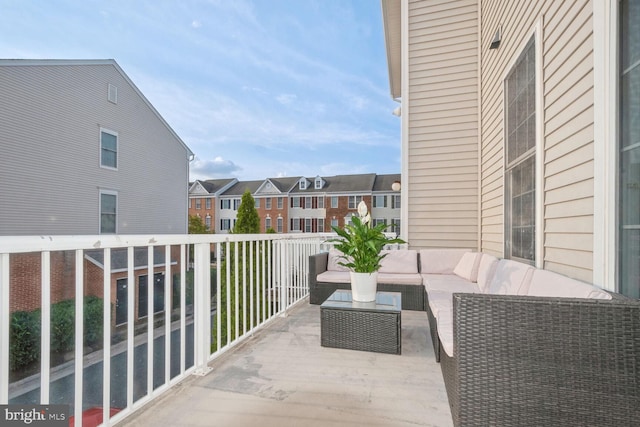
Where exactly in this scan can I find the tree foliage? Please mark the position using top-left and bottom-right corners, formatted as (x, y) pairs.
(189, 215), (210, 234)
(233, 190), (260, 233)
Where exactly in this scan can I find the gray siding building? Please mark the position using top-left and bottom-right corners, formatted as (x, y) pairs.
(0, 59), (193, 235)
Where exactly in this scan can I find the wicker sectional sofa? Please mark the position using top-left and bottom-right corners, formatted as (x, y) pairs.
(422, 249), (640, 427)
(308, 248), (425, 310)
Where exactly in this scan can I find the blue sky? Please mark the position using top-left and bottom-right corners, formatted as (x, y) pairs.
(0, 0), (400, 181)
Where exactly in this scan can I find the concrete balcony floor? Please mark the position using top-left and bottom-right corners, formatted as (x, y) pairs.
(121, 300), (453, 427)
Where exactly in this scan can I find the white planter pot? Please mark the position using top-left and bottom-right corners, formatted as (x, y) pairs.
(350, 271), (378, 302)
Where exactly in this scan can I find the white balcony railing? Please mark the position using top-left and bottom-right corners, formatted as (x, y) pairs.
(0, 233), (330, 426)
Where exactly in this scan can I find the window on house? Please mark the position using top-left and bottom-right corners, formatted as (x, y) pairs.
(266, 197), (272, 209)
(277, 217), (283, 233)
(220, 199), (231, 209)
(392, 218), (401, 233)
(100, 191), (117, 234)
(331, 196), (338, 208)
(205, 215), (211, 230)
(317, 197), (324, 209)
(189, 199), (192, 209)
(299, 179), (307, 190)
(348, 195), (363, 209)
(619, 0), (640, 298)
(304, 218), (312, 233)
(255, 198), (260, 208)
(291, 197), (300, 208)
(317, 220), (324, 233)
(373, 195), (387, 208)
(195, 199), (201, 209)
(206, 198), (211, 209)
(233, 199), (241, 210)
(392, 195), (401, 209)
(331, 218), (339, 229)
(291, 218), (301, 231)
(305, 197), (312, 209)
(100, 129), (118, 169)
(220, 219), (231, 230)
(505, 37), (536, 264)
(265, 217), (271, 231)
(277, 197), (283, 209)
(315, 177), (323, 189)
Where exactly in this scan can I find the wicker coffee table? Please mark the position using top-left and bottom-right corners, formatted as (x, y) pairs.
(320, 290), (402, 355)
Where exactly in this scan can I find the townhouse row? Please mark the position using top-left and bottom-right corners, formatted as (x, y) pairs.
(188, 173), (401, 235)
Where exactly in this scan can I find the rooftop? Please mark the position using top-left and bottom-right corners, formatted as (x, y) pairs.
(120, 301), (453, 427)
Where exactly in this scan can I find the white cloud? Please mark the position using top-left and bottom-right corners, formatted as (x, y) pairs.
(190, 156), (242, 180)
(191, 20), (202, 28)
(275, 93), (297, 105)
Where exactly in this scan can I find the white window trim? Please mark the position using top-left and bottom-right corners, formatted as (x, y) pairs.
(99, 189), (118, 234)
(100, 128), (118, 171)
(501, 20), (544, 268)
(593, 0), (619, 291)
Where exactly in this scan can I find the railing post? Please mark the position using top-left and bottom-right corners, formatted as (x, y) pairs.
(193, 242), (212, 376)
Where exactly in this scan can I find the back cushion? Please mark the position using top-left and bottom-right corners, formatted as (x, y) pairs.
(419, 249), (470, 274)
(528, 269), (612, 299)
(452, 252), (481, 282)
(379, 250), (418, 274)
(477, 254), (499, 293)
(327, 247), (350, 272)
(488, 259), (534, 295)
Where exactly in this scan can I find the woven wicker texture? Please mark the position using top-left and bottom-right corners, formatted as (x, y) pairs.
(321, 307), (401, 354)
(442, 293), (640, 427)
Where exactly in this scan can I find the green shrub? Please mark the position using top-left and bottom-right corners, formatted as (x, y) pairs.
(50, 300), (75, 353)
(83, 296), (104, 347)
(9, 310), (41, 371)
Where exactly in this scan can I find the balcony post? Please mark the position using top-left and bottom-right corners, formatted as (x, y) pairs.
(193, 242), (212, 376)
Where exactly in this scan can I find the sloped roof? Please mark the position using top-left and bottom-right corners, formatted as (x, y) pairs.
(199, 178), (236, 194)
(268, 177), (300, 192)
(373, 173), (401, 192)
(291, 173), (377, 194)
(223, 180), (263, 196)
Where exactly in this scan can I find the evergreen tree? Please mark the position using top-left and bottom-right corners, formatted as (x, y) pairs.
(233, 190), (260, 233)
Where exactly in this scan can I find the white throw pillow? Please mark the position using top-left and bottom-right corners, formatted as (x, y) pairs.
(452, 252), (481, 282)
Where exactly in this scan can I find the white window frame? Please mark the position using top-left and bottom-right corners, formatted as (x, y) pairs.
(291, 218), (301, 232)
(317, 197), (324, 209)
(305, 218), (312, 233)
(315, 177), (323, 189)
(220, 218), (231, 231)
(299, 179), (307, 190)
(331, 196), (338, 208)
(373, 195), (386, 208)
(291, 197), (300, 208)
(220, 199), (231, 210)
(255, 198), (260, 209)
(317, 220), (324, 233)
(331, 218), (339, 229)
(277, 197), (283, 209)
(205, 198), (211, 209)
(100, 128), (118, 170)
(195, 199), (201, 209)
(233, 199), (241, 211)
(348, 195), (363, 209)
(265, 216), (271, 231)
(277, 217), (283, 233)
(99, 189), (118, 234)
(266, 197), (272, 210)
(304, 196), (312, 209)
(502, 24), (543, 267)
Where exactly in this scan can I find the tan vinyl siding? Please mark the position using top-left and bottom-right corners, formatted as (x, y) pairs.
(479, 0), (595, 281)
(0, 63), (190, 235)
(407, 0), (479, 249)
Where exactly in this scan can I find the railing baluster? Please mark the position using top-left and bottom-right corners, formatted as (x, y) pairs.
(180, 244), (186, 376)
(147, 246), (154, 396)
(74, 249), (84, 427)
(126, 247), (135, 409)
(40, 251), (51, 404)
(102, 248), (111, 426)
(164, 245), (171, 386)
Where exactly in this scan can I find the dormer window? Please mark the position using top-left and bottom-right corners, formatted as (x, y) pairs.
(299, 178), (307, 190)
(314, 176), (323, 189)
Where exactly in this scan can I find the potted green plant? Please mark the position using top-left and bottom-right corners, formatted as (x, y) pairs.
(330, 201), (405, 301)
